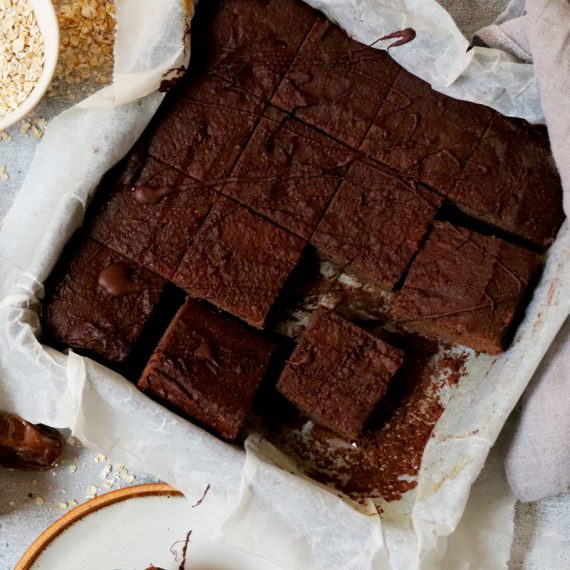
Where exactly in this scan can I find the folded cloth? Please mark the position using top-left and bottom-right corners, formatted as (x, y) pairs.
(477, 0), (570, 502)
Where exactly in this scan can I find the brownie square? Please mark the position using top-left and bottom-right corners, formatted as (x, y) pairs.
(138, 299), (275, 440)
(276, 308), (405, 439)
(447, 116), (564, 247)
(172, 197), (306, 328)
(191, 0), (318, 100)
(225, 106), (358, 239)
(89, 158), (218, 280)
(311, 160), (443, 289)
(391, 221), (541, 354)
(42, 238), (167, 364)
(360, 69), (494, 193)
(147, 74), (265, 182)
(272, 18), (401, 148)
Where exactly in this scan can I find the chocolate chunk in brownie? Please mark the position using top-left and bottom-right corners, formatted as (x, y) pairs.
(225, 106), (358, 239)
(311, 160), (443, 289)
(172, 197), (306, 328)
(42, 238), (166, 364)
(391, 221), (541, 354)
(276, 308), (405, 439)
(148, 74), (265, 182)
(361, 70), (494, 193)
(191, 0), (318, 100)
(88, 158), (218, 280)
(138, 299), (275, 440)
(447, 116), (564, 247)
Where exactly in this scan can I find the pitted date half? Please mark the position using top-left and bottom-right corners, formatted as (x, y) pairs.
(0, 413), (64, 471)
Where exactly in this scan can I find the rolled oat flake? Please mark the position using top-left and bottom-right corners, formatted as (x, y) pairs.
(0, 0), (45, 117)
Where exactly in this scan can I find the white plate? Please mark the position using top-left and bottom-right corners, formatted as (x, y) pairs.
(16, 483), (280, 570)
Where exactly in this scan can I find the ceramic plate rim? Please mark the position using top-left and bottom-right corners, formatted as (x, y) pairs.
(15, 483), (182, 570)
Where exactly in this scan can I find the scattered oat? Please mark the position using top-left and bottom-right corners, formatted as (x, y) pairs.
(19, 119), (31, 136)
(68, 499), (78, 508)
(34, 496), (44, 506)
(94, 453), (106, 463)
(123, 474), (136, 484)
(100, 464), (112, 479)
(0, 131), (12, 142)
(0, 165), (8, 182)
(85, 485), (98, 498)
(0, 0), (45, 117)
(57, 501), (68, 510)
(68, 464), (77, 474)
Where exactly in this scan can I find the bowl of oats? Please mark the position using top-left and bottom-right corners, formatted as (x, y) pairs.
(0, 0), (59, 131)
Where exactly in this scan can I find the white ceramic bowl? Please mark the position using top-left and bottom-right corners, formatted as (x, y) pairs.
(0, 0), (59, 131)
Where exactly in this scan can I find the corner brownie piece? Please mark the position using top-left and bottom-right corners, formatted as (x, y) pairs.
(138, 299), (275, 439)
(89, 158), (218, 280)
(225, 106), (358, 239)
(191, 0), (318, 100)
(272, 18), (400, 148)
(147, 74), (265, 183)
(172, 197), (305, 328)
(392, 222), (541, 354)
(448, 115), (564, 247)
(42, 238), (166, 364)
(361, 69), (494, 193)
(311, 160), (443, 289)
(276, 308), (405, 439)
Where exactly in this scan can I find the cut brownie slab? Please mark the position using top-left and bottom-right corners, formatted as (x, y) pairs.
(42, 238), (166, 364)
(138, 299), (275, 440)
(392, 221), (541, 354)
(361, 69), (494, 193)
(225, 106), (359, 239)
(448, 116), (564, 247)
(147, 74), (265, 183)
(272, 18), (401, 148)
(276, 308), (405, 440)
(191, 0), (318, 100)
(172, 197), (306, 329)
(311, 160), (443, 289)
(89, 158), (218, 280)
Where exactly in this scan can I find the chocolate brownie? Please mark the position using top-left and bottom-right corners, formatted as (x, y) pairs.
(392, 222), (541, 354)
(361, 69), (494, 193)
(147, 74), (265, 182)
(272, 18), (401, 148)
(138, 299), (275, 439)
(225, 106), (358, 239)
(276, 308), (405, 439)
(311, 160), (443, 289)
(172, 197), (305, 328)
(89, 158), (218, 280)
(447, 115), (564, 247)
(191, 0), (318, 100)
(43, 238), (167, 364)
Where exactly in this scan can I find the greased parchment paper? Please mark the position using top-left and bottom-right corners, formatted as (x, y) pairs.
(1, 1), (568, 569)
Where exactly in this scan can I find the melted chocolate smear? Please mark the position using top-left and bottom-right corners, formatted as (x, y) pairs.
(191, 483), (211, 508)
(291, 346), (315, 367)
(194, 341), (216, 361)
(169, 530), (192, 570)
(134, 183), (180, 205)
(97, 263), (147, 296)
(159, 65), (187, 92)
(379, 28), (416, 49)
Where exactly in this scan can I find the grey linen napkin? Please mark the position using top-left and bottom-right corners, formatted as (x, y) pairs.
(477, 0), (570, 502)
